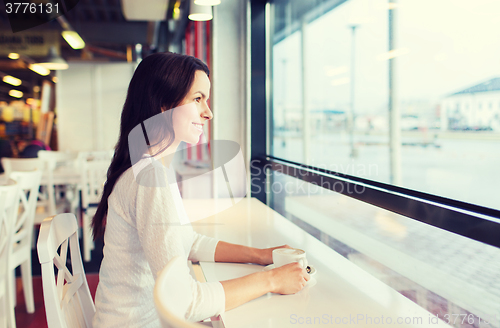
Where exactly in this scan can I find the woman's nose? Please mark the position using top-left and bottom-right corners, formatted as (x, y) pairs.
(202, 103), (213, 120)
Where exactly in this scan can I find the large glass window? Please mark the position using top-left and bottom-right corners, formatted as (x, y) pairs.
(268, 170), (500, 328)
(271, 0), (500, 210)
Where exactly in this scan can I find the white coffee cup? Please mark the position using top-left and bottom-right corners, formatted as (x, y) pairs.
(272, 248), (308, 269)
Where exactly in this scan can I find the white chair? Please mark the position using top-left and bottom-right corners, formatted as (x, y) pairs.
(77, 150), (113, 163)
(79, 151), (113, 262)
(38, 150), (79, 218)
(1, 157), (50, 225)
(154, 256), (208, 328)
(0, 180), (20, 328)
(37, 213), (95, 328)
(7, 170), (42, 316)
(1, 158), (44, 175)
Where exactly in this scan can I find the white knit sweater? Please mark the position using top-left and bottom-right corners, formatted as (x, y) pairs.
(92, 159), (226, 327)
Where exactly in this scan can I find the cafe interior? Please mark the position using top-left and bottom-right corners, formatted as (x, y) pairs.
(0, 0), (499, 327)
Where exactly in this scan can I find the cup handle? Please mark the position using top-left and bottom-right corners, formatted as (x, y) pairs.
(299, 258), (308, 269)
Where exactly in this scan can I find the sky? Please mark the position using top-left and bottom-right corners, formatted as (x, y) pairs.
(273, 0), (500, 116)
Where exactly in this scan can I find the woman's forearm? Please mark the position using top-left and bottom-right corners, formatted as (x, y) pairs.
(220, 263), (309, 311)
(214, 241), (264, 264)
(220, 271), (273, 311)
(215, 242), (273, 311)
(214, 242), (307, 311)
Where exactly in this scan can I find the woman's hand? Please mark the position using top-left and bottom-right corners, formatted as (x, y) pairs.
(255, 244), (292, 265)
(220, 261), (310, 311)
(219, 245), (310, 311)
(268, 262), (310, 294)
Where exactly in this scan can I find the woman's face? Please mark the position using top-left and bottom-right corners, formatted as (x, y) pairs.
(172, 70), (213, 145)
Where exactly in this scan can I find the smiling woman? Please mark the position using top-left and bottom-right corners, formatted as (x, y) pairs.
(90, 52), (310, 327)
(171, 70), (212, 145)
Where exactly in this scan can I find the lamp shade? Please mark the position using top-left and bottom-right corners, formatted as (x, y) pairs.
(194, 0), (221, 5)
(38, 46), (69, 70)
(189, 0), (212, 21)
(2, 75), (22, 86)
(61, 30), (86, 49)
(121, 0), (168, 20)
(8, 53), (20, 60)
(8, 90), (23, 99)
(29, 64), (50, 76)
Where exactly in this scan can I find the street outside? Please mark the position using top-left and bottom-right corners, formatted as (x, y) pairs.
(273, 130), (500, 211)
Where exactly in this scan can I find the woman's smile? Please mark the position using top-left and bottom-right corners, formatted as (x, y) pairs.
(192, 122), (204, 132)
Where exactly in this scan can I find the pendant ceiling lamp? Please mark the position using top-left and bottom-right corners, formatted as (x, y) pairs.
(121, 0), (168, 21)
(189, 0), (213, 21)
(38, 46), (69, 70)
(61, 30), (86, 50)
(194, 0), (220, 5)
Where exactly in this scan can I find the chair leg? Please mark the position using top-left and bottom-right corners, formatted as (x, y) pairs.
(48, 183), (56, 216)
(0, 294), (6, 328)
(83, 212), (92, 262)
(20, 260), (35, 313)
(9, 271), (15, 309)
(70, 190), (80, 217)
(8, 307), (16, 328)
(6, 275), (17, 328)
(64, 184), (78, 212)
(8, 300), (16, 328)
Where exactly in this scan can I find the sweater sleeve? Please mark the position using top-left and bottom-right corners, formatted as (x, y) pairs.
(189, 232), (220, 262)
(135, 165), (225, 321)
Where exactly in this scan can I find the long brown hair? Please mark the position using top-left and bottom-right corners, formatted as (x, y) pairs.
(92, 52), (209, 240)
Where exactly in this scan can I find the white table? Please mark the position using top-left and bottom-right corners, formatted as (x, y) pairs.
(284, 194), (500, 326)
(40, 165), (81, 186)
(0, 165), (80, 186)
(1, 165), (81, 216)
(37, 164), (81, 223)
(183, 197), (451, 328)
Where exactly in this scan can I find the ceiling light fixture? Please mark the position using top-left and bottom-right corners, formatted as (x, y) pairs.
(194, 0), (221, 5)
(2, 75), (22, 86)
(38, 46), (69, 70)
(9, 90), (23, 98)
(121, 0), (168, 21)
(57, 16), (86, 50)
(189, 0), (213, 21)
(8, 53), (20, 60)
(62, 30), (86, 49)
(29, 63), (50, 76)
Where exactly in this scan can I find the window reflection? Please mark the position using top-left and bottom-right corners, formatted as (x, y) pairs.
(271, 0), (500, 210)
